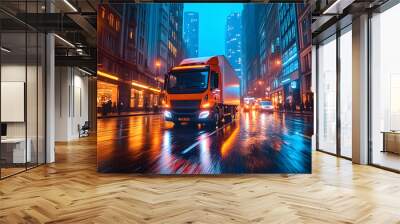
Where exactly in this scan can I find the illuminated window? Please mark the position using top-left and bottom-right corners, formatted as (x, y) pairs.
(130, 89), (136, 108)
(100, 6), (106, 19)
(115, 20), (120, 31)
(138, 91), (144, 108)
(129, 31), (133, 39)
(108, 13), (114, 27)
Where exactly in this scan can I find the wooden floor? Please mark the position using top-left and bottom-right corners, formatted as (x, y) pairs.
(1, 136), (400, 223)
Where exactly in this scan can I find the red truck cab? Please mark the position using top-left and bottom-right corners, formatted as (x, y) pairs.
(163, 56), (240, 127)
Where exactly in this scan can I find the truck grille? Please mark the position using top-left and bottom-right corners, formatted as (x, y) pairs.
(170, 100), (201, 114)
(170, 100), (201, 109)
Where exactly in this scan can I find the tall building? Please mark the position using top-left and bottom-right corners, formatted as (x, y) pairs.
(242, 5), (282, 102)
(257, 5), (268, 88)
(168, 4), (184, 69)
(183, 11), (199, 58)
(147, 4), (170, 79)
(241, 5), (259, 97)
(264, 6), (283, 108)
(278, 3), (301, 111)
(98, 4), (148, 112)
(297, 4), (313, 111)
(98, 4), (184, 113)
(254, 4), (270, 99)
(225, 12), (243, 95)
(146, 3), (184, 108)
(242, 4), (283, 105)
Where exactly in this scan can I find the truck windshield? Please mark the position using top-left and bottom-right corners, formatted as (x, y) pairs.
(167, 69), (209, 94)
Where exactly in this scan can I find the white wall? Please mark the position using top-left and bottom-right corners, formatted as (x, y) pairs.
(55, 67), (89, 141)
(1, 65), (26, 138)
(1, 63), (46, 164)
(1, 65), (42, 138)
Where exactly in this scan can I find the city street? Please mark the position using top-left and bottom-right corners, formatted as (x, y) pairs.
(97, 111), (312, 174)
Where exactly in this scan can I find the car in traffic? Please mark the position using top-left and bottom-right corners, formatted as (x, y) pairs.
(243, 102), (252, 112)
(259, 100), (274, 112)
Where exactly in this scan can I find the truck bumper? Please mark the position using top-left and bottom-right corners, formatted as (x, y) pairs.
(164, 109), (212, 124)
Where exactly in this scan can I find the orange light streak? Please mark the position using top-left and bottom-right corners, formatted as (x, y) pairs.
(172, 65), (208, 70)
(97, 71), (119, 81)
(132, 81), (161, 93)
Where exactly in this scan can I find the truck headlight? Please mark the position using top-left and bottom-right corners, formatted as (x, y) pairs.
(199, 111), (210, 119)
(164, 110), (172, 119)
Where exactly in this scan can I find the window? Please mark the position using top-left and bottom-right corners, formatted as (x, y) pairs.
(138, 91), (144, 108)
(160, 44), (168, 60)
(317, 36), (337, 154)
(115, 20), (120, 32)
(370, 4), (400, 171)
(129, 27), (134, 39)
(100, 6), (106, 19)
(108, 13), (114, 27)
(1, 14), (46, 178)
(339, 29), (352, 158)
(167, 70), (209, 94)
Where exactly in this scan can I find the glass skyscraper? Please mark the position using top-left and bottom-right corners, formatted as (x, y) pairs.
(183, 11), (199, 58)
(225, 12), (243, 93)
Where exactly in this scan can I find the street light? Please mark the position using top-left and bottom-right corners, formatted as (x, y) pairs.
(155, 60), (161, 83)
(155, 60), (162, 106)
(275, 59), (281, 65)
(155, 61), (161, 68)
(155, 60), (162, 79)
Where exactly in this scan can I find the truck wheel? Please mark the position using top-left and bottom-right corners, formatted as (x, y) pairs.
(225, 114), (232, 123)
(217, 112), (224, 126)
(206, 112), (219, 128)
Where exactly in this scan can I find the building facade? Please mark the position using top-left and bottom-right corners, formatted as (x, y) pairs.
(242, 4), (282, 103)
(147, 4), (172, 90)
(225, 12), (243, 95)
(183, 12), (199, 58)
(255, 5), (269, 99)
(168, 4), (185, 69)
(297, 4), (313, 111)
(97, 4), (184, 116)
(264, 6), (283, 109)
(278, 3), (301, 111)
(241, 4), (258, 97)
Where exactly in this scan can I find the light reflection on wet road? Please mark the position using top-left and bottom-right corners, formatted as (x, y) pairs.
(97, 111), (312, 174)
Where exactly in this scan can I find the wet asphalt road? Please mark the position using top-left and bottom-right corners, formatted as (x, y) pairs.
(97, 111), (312, 174)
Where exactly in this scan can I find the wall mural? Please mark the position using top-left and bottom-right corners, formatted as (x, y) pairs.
(97, 3), (313, 174)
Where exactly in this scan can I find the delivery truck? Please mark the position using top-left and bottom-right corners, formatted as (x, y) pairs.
(162, 55), (240, 127)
